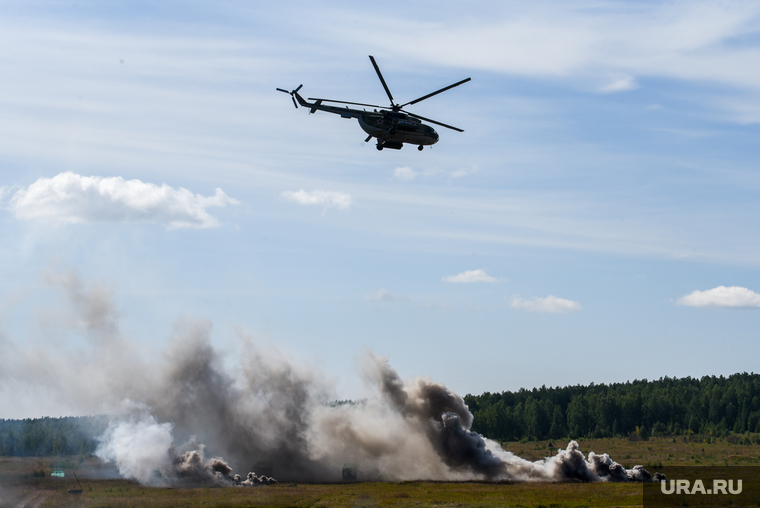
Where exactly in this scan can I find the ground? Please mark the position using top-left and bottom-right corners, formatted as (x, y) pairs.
(1, 435), (758, 507)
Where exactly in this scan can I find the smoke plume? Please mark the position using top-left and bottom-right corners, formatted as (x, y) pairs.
(0, 270), (653, 484)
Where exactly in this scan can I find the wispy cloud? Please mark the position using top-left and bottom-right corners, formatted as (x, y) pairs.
(364, 289), (408, 302)
(677, 286), (760, 308)
(510, 295), (582, 313)
(599, 73), (639, 93)
(6, 171), (238, 229)
(443, 269), (499, 283)
(394, 166), (476, 181)
(450, 167), (477, 179)
(281, 189), (353, 211)
(416, 300), (452, 310)
(323, 3), (760, 119)
(394, 167), (417, 181)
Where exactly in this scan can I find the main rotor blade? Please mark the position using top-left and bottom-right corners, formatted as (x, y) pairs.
(276, 88), (290, 93)
(405, 111), (464, 132)
(369, 55), (394, 106)
(291, 96), (298, 108)
(400, 77), (471, 108)
(308, 98), (385, 109)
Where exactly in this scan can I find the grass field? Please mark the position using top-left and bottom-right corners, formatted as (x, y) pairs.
(504, 434), (760, 467)
(2, 435), (759, 507)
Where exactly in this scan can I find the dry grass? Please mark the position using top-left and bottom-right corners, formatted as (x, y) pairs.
(3, 436), (758, 507)
(503, 434), (760, 468)
(0, 475), (642, 508)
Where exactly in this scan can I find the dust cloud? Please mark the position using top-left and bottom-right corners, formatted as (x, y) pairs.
(0, 271), (653, 484)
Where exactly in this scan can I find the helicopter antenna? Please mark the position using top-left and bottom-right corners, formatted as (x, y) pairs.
(276, 84), (303, 108)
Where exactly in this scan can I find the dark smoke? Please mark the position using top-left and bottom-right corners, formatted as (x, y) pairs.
(1, 270), (655, 484)
(365, 355), (505, 478)
(437, 412), (506, 477)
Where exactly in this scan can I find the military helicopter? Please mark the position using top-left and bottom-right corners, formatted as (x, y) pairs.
(277, 56), (470, 151)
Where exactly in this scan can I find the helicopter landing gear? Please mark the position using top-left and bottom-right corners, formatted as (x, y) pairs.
(418, 145), (424, 151)
(376, 141), (403, 151)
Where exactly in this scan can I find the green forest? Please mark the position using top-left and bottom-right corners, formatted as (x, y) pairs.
(2, 373), (760, 457)
(0, 416), (107, 457)
(464, 372), (760, 441)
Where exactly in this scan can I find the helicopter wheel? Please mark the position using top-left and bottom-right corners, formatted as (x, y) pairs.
(376, 144), (383, 151)
(418, 145), (424, 151)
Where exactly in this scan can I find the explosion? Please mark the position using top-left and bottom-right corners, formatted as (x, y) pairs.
(1, 271), (655, 484)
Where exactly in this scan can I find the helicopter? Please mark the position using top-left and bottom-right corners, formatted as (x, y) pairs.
(277, 56), (470, 151)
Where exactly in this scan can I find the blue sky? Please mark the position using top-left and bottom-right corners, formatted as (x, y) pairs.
(2, 0), (760, 418)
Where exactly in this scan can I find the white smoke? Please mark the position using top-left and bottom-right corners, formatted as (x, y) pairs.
(95, 411), (174, 485)
(95, 410), (262, 487)
(1, 270), (652, 484)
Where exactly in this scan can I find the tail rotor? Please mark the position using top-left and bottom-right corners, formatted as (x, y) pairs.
(277, 84), (303, 108)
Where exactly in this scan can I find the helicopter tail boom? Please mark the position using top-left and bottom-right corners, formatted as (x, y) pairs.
(285, 88), (365, 119)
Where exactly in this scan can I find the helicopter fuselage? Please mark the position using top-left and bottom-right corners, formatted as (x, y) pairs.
(358, 112), (439, 149)
(289, 92), (439, 150)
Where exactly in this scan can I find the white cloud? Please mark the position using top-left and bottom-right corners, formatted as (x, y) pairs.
(450, 167), (477, 179)
(281, 189), (353, 210)
(364, 289), (407, 302)
(416, 300), (452, 310)
(443, 269), (499, 283)
(510, 295), (582, 313)
(599, 73), (639, 93)
(394, 166), (475, 181)
(677, 286), (760, 308)
(7, 171), (238, 229)
(394, 167), (417, 181)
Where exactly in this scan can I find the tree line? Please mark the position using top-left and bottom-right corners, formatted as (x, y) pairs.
(464, 372), (760, 441)
(3, 373), (760, 456)
(0, 416), (107, 457)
